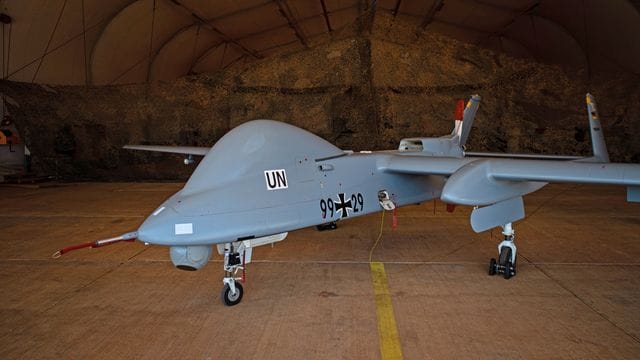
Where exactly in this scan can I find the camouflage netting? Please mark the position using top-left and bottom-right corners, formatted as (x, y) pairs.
(1, 13), (639, 180)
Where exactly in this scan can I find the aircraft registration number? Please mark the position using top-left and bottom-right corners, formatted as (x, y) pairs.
(320, 192), (364, 219)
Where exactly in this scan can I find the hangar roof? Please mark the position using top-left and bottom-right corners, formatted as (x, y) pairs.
(1, 0), (639, 85)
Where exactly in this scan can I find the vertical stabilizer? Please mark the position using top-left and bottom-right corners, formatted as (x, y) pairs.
(398, 94), (480, 157)
(586, 93), (610, 162)
(458, 94), (481, 146)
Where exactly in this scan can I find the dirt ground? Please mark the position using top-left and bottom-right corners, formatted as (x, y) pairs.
(1, 183), (639, 359)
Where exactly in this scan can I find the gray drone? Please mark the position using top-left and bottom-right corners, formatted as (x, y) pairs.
(55, 94), (640, 306)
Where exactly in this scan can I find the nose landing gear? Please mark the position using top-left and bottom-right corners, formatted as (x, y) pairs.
(488, 223), (517, 279)
(221, 244), (244, 306)
(216, 233), (288, 306)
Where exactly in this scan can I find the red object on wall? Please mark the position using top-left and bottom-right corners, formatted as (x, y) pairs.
(454, 99), (465, 121)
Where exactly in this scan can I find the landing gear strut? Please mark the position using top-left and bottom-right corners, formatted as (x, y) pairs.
(221, 243), (244, 306)
(488, 223), (517, 279)
(216, 233), (287, 306)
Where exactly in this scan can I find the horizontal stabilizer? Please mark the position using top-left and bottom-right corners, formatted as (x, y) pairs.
(628, 187), (640, 202)
(123, 145), (209, 156)
(470, 197), (525, 233)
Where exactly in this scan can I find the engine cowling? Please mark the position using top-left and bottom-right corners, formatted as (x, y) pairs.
(169, 245), (212, 271)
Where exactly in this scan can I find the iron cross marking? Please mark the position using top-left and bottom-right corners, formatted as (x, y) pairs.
(335, 193), (353, 218)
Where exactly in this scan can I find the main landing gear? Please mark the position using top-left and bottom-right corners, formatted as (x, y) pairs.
(221, 243), (244, 306)
(488, 223), (517, 279)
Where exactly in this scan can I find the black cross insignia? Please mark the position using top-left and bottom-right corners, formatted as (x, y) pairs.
(335, 193), (352, 218)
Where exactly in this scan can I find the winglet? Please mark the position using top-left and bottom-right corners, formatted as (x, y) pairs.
(585, 93), (610, 163)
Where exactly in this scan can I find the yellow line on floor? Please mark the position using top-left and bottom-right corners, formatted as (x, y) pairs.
(370, 261), (403, 360)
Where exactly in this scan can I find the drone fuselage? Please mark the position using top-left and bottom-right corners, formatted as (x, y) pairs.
(138, 150), (445, 247)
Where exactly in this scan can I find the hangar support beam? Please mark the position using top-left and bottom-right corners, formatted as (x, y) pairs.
(166, 0), (264, 59)
(320, 0), (333, 33)
(273, 0), (309, 48)
(415, 0), (444, 38)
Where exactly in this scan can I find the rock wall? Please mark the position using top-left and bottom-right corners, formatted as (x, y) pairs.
(1, 13), (638, 180)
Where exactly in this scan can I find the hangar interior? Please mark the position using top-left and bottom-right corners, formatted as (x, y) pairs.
(1, 1), (640, 359)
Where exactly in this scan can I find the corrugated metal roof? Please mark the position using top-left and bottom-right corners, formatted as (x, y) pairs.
(1, 0), (638, 85)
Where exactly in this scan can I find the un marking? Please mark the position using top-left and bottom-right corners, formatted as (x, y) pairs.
(264, 169), (288, 190)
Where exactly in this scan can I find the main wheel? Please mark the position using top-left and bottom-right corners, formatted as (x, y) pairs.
(503, 261), (512, 280)
(221, 281), (243, 306)
(488, 258), (497, 276)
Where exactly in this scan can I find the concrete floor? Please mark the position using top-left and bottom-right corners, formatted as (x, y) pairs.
(1, 183), (639, 359)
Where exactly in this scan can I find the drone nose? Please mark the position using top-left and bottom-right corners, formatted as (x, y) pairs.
(137, 205), (176, 246)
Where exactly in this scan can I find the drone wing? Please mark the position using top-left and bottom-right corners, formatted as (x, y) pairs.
(381, 92), (639, 232)
(123, 145), (210, 156)
(380, 154), (640, 231)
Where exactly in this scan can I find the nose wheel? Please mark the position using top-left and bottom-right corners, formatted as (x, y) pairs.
(488, 223), (517, 279)
(221, 280), (243, 306)
(221, 243), (245, 306)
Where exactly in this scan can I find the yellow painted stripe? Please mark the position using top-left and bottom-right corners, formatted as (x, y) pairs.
(370, 261), (403, 360)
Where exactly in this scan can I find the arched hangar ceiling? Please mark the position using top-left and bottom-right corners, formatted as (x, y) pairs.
(1, 0), (639, 85)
